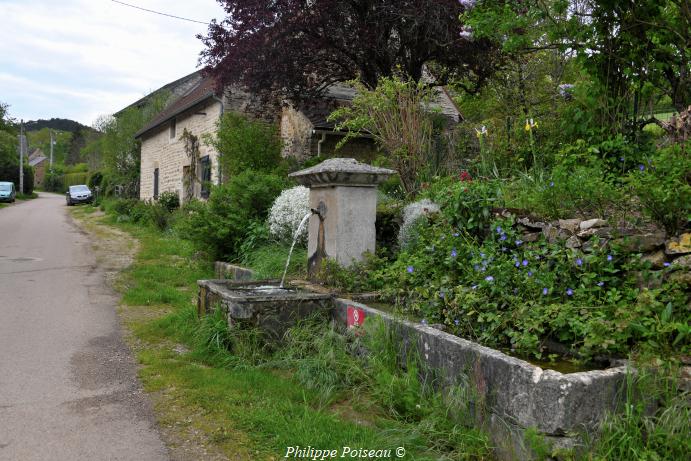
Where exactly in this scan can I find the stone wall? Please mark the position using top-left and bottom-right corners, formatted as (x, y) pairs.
(332, 299), (629, 460)
(280, 105), (313, 160)
(140, 98), (222, 201)
(506, 211), (691, 275)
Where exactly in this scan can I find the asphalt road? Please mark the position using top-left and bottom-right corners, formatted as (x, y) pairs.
(0, 193), (168, 460)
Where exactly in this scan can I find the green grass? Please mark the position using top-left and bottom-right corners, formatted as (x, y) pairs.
(84, 213), (493, 460)
(78, 208), (689, 461)
(241, 243), (307, 280)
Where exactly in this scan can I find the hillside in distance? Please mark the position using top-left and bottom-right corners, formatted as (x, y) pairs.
(24, 118), (95, 133)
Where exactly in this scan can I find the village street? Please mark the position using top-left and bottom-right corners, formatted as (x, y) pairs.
(0, 194), (168, 461)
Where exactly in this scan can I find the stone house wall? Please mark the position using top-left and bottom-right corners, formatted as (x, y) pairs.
(140, 98), (222, 201)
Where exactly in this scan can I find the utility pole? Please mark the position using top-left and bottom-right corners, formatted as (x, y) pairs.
(19, 120), (25, 195)
(50, 129), (54, 170)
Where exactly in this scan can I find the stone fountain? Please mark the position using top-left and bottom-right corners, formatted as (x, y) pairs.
(198, 158), (394, 338)
(289, 158), (395, 278)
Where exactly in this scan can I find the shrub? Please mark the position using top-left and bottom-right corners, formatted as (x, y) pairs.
(627, 146), (691, 235)
(376, 200), (403, 257)
(267, 185), (310, 244)
(210, 112), (283, 177)
(329, 77), (436, 196)
(0, 156), (34, 194)
(505, 165), (622, 219)
(157, 191), (180, 212)
(366, 215), (689, 361)
(424, 175), (502, 237)
(398, 199), (439, 250)
(176, 169), (286, 260)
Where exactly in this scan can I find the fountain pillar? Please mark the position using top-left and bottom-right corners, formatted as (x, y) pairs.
(289, 158), (395, 278)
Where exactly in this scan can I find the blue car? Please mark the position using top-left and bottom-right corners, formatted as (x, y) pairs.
(0, 181), (16, 203)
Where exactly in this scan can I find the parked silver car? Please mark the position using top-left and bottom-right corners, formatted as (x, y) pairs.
(66, 185), (93, 206)
(0, 181), (16, 202)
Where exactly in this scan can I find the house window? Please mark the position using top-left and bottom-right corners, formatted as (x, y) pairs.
(200, 156), (211, 199)
(169, 118), (176, 140)
(153, 168), (159, 199)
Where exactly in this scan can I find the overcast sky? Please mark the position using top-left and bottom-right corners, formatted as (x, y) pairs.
(0, 0), (226, 126)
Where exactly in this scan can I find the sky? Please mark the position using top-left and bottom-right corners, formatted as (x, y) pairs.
(0, 0), (226, 126)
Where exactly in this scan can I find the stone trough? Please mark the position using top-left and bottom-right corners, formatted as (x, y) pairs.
(197, 273), (629, 459)
(197, 279), (332, 340)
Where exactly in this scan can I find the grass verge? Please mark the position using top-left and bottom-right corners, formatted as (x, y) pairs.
(72, 207), (494, 460)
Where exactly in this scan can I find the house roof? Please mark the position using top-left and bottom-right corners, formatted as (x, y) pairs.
(116, 70), (203, 117)
(302, 82), (463, 132)
(135, 76), (219, 139)
(29, 155), (47, 167)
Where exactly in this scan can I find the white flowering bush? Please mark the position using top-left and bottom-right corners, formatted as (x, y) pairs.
(398, 199), (440, 249)
(268, 185), (310, 244)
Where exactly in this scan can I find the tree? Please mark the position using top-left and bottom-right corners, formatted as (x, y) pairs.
(330, 77), (436, 195)
(199, 0), (500, 98)
(0, 102), (34, 193)
(468, 0), (690, 131)
(207, 112), (283, 178)
(95, 92), (169, 196)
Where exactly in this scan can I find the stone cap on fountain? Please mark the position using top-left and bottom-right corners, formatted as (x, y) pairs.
(289, 158), (395, 187)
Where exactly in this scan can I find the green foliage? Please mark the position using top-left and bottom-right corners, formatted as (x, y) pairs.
(423, 176), (502, 237)
(209, 112), (283, 178)
(505, 165), (622, 219)
(590, 365), (690, 460)
(175, 170), (286, 260)
(96, 91), (169, 197)
(157, 191), (180, 212)
(345, 210), (689, 362)
(375, 200), (403, 258)
(627, 146), (691, 235)
(330, 77), (437, 195)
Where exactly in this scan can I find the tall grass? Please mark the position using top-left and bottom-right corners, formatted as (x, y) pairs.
(588, 366), (690, 460)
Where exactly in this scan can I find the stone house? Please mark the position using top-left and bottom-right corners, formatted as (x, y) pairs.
(135, 74), (461, 201)
(28, 148), (48, 188)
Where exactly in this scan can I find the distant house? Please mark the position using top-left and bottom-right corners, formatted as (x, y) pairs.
(134, 73), (461, 202)
(28, 148), (48, 187)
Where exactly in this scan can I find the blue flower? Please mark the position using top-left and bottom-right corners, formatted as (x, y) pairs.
(471, 284), (478, 290)
(549, 181), (555, 187)
(515, 261), (520, 268)
(500, 234), (507, 241)
(638, 164), (645, 171)
(522, 259), (529, 267)
(528, 271), (533, 277)
(619, 157), (625, 162)
(454, 319), (460, 326)
(474, 264), (480, 271)
(406, 266), (414, 273)
(439, 291), (445, 298)
(451, 248), (458, 258)
(607, 254), (613, 261)
(597, 281), (604, 287)
(566, 288), (574, 296)
(496, 226), (503, 234)
(501, 246), (508, 252)
(421, 319), (427, 325)
(453, 232), (460, 237)
(663, 262), (671, 267)
(576, 258), (583, 266)
(485, 275), (494, 282)
(542, 287), (549, 295)
(515, 239), (523, 246)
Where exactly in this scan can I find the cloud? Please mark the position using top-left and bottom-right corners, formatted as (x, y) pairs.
(0, 0), (225, 125)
